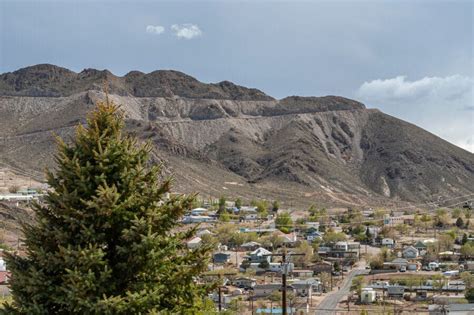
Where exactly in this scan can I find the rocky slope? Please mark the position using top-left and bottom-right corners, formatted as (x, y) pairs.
(0, 64), (473, 207)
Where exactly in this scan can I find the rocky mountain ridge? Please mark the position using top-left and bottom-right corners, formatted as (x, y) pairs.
(0, 64), (473, 207)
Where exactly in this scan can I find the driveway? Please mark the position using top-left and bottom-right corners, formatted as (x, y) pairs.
(315, 268), (369, 314)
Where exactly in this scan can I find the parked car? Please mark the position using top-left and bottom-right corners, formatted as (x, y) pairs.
(399, 266), (406, 272)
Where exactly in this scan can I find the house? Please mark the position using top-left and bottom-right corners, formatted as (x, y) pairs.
(291, 269), (314, 279)
(387, 285), (405, 298)
(381, 238), (395, 248)
(247, 247), (272, 263)
(383, 214), (404, 226)
(360, 287), (376, 303)
(182, 215), (214, 224)
(213, 252), (232, 264)
(319, 242), (360, 260)
(312, 261), (333, 274)
(291, 278), (321, 297)
(187, 236), (202, 249)
(243, 213), (259, 221)
(428, 261), (440, 270)
(306, 230), (322, 242)
(0, 258), (5, 272)
(383, 258), (408, 270)
(414, 240), (428, 252)
(334, 241), (349, 251)
(252, 283), (284, 297)
(268, 262), (294, 273)
(191, 208), (208, 216)
(403, 246), (419, 259)
(306, 222), (320, 230)
(241, 241), (261, 251)
(274, 231), (298, 246)
(196, 229), (214, 237)
(232, 277), (256, 289)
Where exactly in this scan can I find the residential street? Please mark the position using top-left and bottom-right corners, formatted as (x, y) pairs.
(315, 266), (369, 314)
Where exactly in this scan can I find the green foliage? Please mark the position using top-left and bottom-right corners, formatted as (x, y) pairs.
(466, 288), (474, 303)
(351, 276), (364, 296)
(255, 200), (269, 213)
(218, 196), (227, 213)
(461, 272), (474, 289)
(219, 211), (230, 222)
(2, 100), (213, 314)
(235, 198), (242, 210)
(461, 242), (474, 258)
(456, 217), (465, 228)
(271, 200), (280, 212)
(275, 213), (293, 233)
(322, 230), (346, 245)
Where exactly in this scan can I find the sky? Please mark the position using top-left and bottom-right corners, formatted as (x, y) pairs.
(1, 0), (473, 152)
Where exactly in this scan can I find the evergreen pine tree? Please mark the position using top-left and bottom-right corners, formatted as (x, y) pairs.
(2, 98), (213, 314)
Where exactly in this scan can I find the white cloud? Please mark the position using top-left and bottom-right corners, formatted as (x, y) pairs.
(357, 75), (473, 103)
(356, 75), (474, 152)
(146, 25), (165, 35)
(171, 24), (202, 39)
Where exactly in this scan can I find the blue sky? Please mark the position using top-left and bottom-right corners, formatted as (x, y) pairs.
(1, 0), (473, 151)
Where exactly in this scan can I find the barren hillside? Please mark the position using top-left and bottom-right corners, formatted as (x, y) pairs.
(0, 64), (473, 207)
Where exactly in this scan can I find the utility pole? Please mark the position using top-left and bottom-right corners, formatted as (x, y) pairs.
(264, 247), (304, 315)
(207, 272), (236, 312)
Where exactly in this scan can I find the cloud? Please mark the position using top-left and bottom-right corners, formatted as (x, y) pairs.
(146, 25), (165, 35)
(357, 75), (473, 104)
(356, 75), (474, 152)
(171, 24), (202, 39)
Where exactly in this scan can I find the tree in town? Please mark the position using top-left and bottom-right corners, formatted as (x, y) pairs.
(319, 272), (332, 292)
(452, 208), (462, 219)
(365, 227), (372, 240)
(215, 223), (237, 246)
(420, 214), (432, 232)
(271, 200), (280, 213)
(438, 233), (455, 252)
(262, 232), (285, 250)
(322, 230), (346, 245)
(461, 242), (474, 258)
(219, 211), (230, 222)
(351, 276), (364, 296)
(466, 288), (474, 303)
(2, 99), (213, 314)
(462, 233), (469, 245)
(461, 271), (474, 289)
(293, 241), (314, 267)
(235, 198), (242, 210)
(255, 200), (269, 213)
(275, 212), (293, 234)
(432, 275), (446, 294)
(8, 185), (20, 194)
(218, 196), (227, 213)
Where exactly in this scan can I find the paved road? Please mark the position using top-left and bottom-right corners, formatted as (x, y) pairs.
(315, 269), (369, 314)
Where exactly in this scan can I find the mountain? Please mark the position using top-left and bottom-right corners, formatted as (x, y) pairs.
(0, 64), (473, 207)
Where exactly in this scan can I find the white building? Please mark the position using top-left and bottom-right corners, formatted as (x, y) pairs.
(360, 287), (376, 303)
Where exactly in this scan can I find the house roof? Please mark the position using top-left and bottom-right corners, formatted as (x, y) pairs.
(403, 246), (418, 253)
(250, 247), (272, 256)
(391, 258), (408, 264)
(242, 241), (261, 247)
(187, 236), (202, 244)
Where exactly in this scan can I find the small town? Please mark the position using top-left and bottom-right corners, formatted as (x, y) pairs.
(2, 186), (474, 314)
(1, 1), (473, 314)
